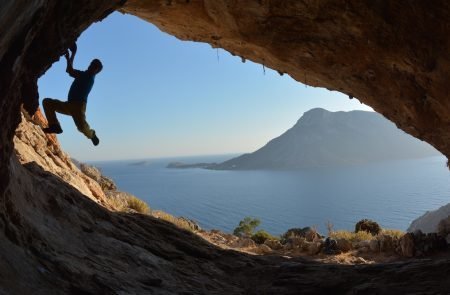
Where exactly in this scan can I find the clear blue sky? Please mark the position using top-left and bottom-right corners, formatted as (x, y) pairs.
(38, 12), (373, 161)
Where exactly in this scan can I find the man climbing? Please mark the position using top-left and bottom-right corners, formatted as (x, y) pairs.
(42, 43), (102, 146)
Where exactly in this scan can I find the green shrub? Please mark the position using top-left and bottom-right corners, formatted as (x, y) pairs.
(233, 217), (260, 237)
(251, 230), (277, 244)
(355, 219), (381, 236)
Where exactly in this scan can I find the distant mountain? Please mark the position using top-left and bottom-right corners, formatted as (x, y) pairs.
(211, 108), (440, 170)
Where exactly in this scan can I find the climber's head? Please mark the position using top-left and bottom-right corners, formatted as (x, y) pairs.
(88, 59), (103, 75)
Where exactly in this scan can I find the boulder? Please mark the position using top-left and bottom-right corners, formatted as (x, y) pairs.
(399, 233), (415, 257)
(336, 238), (352, 252)
(284, 237), (306, 250)
(233, 238), (256, 249)
(369, 239), (380, 252)
(301, 241), (311, 252)
(412, 231), (447, 255)
(282, 227), (321, 242)
(308, 241), (323, 255)
(255, 244), (272, 254)
(305, 230), (321, 242)
(323, 238), (340, 255)
(354, 240), (370, 249)
(264, 239), (283, 250)
(378, 235), (396, 252)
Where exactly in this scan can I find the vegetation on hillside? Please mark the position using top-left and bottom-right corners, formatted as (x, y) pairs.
(355, 219), (381, 235)
(233, 217), (261, 237)
(80, 162), (426, 258)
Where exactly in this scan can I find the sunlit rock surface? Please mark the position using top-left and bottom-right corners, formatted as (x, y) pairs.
(0, 1), (450, 293)
(409, 203), (450, 234)
(14, 110), (107, 202)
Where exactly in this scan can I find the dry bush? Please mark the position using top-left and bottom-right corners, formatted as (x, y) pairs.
(108, 196), (127, 211)
(330, 230), (375, 242)
(381, 229), (405, 239)
(329, 227), (405, 244)
(106, 191), (151, 215)
(151, 210), (197, 232)
(326, 221), (334, 237)
(126, 196), (151, 214)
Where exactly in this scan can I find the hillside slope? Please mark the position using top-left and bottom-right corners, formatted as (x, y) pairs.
(409, 203), (450, 233)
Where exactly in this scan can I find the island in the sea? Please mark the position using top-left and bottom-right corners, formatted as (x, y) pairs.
(166, 162), (217, 169)
(167, 108), (440, 170)
(129, 160), (151, 166)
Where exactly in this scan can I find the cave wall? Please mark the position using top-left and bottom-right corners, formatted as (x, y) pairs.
(0, 1), (450, 293)
(0, 0), (449, 195)
(0, 0), (122, 196)
(0, 0), (448, 219)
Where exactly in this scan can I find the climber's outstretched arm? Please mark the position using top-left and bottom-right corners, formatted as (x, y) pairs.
(64, 47), (80, 78)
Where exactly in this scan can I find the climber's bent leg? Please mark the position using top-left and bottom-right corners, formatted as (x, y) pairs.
(42, 98), (70, 133)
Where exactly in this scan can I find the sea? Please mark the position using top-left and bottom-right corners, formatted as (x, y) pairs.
(92, 155), (450, 235)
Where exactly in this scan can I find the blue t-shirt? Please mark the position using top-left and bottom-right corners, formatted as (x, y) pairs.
(68, 70), (95, 102)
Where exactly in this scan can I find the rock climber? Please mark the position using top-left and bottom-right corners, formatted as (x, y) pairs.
(42, 43), (102, 146)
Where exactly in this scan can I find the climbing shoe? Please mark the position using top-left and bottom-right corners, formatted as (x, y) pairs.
(43, 124), (63, 134)
(91, 131), (99, 146)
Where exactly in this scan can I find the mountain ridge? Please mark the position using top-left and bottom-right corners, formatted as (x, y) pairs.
(211, 108), (440, 170)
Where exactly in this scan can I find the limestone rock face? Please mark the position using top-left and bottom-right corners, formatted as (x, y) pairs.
(13, 110), (107, 204)
(80, 163), (117, 191)
(408, 203), (450, 233)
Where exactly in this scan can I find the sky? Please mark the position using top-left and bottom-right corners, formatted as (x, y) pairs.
(38, 12), (373, 161)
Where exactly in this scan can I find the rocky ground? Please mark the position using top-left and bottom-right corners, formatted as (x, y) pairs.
(196, 227), (449, 264)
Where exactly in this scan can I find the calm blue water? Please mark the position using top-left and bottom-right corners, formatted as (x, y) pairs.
(92, 155), (450, 235)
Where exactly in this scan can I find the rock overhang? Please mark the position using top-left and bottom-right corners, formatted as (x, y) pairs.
(1, 1), (450, 164)
(121, 0), (450, 162)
